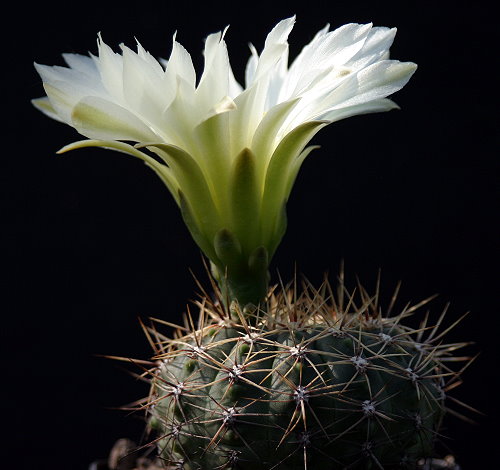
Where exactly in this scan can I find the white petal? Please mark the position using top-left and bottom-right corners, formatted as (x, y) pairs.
(71, 96), (159, 141)
(282, 23), (372, 101)
(348, 27), (397, 69)
(164, 38), (196, 90)
(250, 16), (295, 84)
(31, 97), (65, 123)
(312, 23), (373, 66)
(40, 83), (77, 123)
(244, 43), (259, 88)
(95, 34), (124, 101)
(229, 81), (267, 154)
(62, 53), (99, 77)
(328, 60), (417, 109)
(196, 30), (232, 110)
(58, 139), (180, 203)
(34, 62), (104, 92)
(134, 40), (165, 76)
(162, 77), (199, 150)
(120, 45), (173, 137)
(290, 60), (416, 124)
(34, 59), (108, 123)
(265, 16), (296, 47)
(321, 98), (400, 122)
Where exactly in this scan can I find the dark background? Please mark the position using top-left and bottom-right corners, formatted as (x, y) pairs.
(3, 1), (497, 468)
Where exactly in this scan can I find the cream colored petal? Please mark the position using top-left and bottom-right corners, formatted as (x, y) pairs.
(34, 62), (107, 124)
(41, 82), (82, 123)
(34, 62), (104, 92)
(290, 60), (416, 124)
(196, 29), (235, 112)
(229, 81), (267, 154)
(162, 77), (198, 150)
(31, 97), (65, 123)
(282, 23), (372, 101)
(134, 40), (165, 76)
(260, 121), (327, 250)
(250, 98), (300, 178)
(251, 16), (295, 84)
(244, 43), (259, 88)
(120, 45), (174, 139)
(58, 139), (179, 202)
(95, 34), (124, 101)
(328, 60), (417, 109)
(71, 96), (159, 141)
(164, 38), (196, 90)
(62, 53), (99, 77)
(139, 143), (222, 241)
(321, 98), (400, 122)
(347, 27), (397, 69)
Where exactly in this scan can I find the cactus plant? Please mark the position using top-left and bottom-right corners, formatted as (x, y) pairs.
(32, 16), (472, 470)
(146, 274), (468, 470)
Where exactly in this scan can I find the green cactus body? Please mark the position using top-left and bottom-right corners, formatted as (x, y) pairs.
(147, 279), (463, 470)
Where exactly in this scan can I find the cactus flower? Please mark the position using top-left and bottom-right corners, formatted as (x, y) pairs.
(33, 16), (416, 306)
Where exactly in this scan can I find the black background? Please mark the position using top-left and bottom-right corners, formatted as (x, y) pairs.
(3, 1), (497, 469)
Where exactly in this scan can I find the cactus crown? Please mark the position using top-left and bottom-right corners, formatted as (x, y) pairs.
(137, 272), (472, 470)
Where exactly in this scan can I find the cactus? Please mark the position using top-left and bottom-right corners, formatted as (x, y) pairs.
(32, 16), (473, 470)
(145, 274), (469, 470)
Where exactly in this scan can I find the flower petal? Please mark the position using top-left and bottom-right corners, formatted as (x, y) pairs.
(71, 96), (159, 141)
(193, 110), (232, 210)
(164, 37), (196, 90)
(250, 98), (300, 178)
(196, 28), (242, 114)
(321, 98), (400, 122)
(63, 53), (99, 77)
(95, 34), (124, 101)
(120, 44), (173, 139)
(141, 143), (222, 240)
(327, 60), (417, 109)
(31, 97), (65, 123)
(57, 139), (180, 201)
(228, 148), (261, 252)
(250, 16), (295, 84)
(294, 60), (416, 122)
(348, 27), (397, 69)
(260, 121), (327, 249)
(282, 23), (372, 100)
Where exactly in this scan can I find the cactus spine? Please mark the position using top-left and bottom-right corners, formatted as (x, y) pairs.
(145, 275), (470, 469)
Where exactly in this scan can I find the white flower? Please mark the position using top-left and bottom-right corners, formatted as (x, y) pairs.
(33, 17), (416, 303)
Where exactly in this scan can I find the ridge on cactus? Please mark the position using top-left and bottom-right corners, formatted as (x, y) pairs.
(141, 271), (472, 470)
(33, 16), (416, 307)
